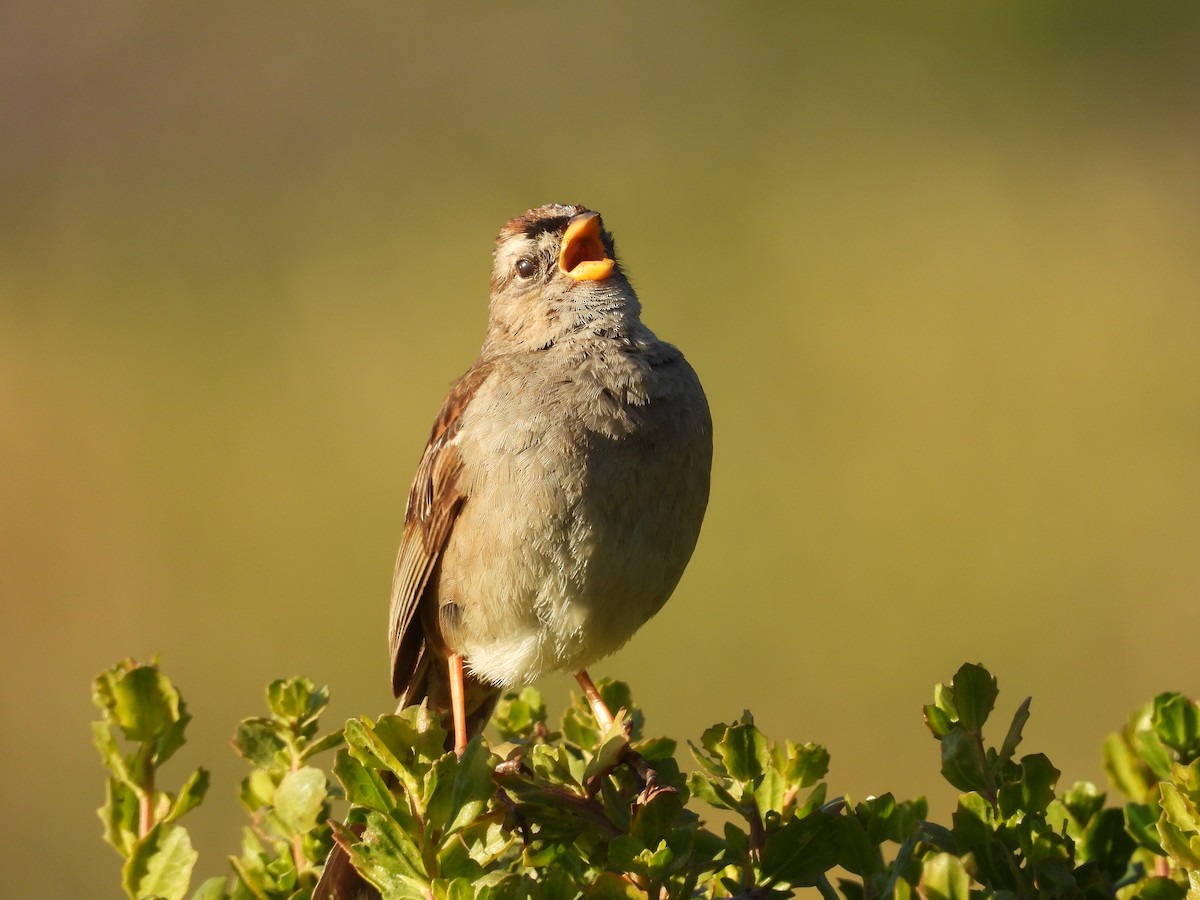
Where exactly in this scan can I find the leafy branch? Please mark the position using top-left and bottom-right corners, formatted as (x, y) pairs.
(93, 661), (1200, 899)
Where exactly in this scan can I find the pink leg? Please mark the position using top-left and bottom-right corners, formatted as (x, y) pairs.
(448, 653), (468, 756)
(575, 669), (615, 730)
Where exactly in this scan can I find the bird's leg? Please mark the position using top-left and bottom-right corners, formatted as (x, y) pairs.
(448, 653), (468, 757)
(574, 669), (615, 730)
(573, 670), (675, 807)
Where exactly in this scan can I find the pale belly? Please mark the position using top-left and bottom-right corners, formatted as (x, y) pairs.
(436, 414), (710, 687)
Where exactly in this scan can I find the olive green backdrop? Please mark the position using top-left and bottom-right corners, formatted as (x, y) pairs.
(3, 4), (1198, 897)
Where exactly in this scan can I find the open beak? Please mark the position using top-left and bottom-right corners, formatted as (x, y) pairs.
(558, 212), (615, 282)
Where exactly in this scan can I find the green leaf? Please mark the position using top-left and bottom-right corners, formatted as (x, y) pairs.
(1080, 807), (1136, 880)
(686, 771), (741, 812)
(1058, 780), (1105, 829)
(333, 748), (395, 811)
(99, 776), (140, 857)
(836, 814), (883, 878)
(274, 766), (327, 834)
(1135, 876), (1188, 900)
(997, 696), (1031, 765)
(238, 767), (276, 812)
(931, 683), (959, 722)
(267, 676), (328, 727)
(919, 852), (972, 900)
(782, 742), (830, 790)
(951, 664), (997, 733)
(96, 664), (183, 741)
(939, 728), (989, 794)
(93, 720), (134, 785)
(719, 720), (770, 782)
(598, 680), (642, 739)
(630, 785), (686, 849)
(433, 877), (478, 900)
(923, 704), (954, 739)
(583, 727), (632, 792)
(348, 810), (429, 896)
(1158, 781), (1200, 868)
(586, 871), (644, 899)
(1135, 718), (1176, 781)
(1103, 732), (1154, 803)
(753, 765), (786, 814)
(1153, 693), (1200, 759)
(232, 719), (288, 767)
(301, 728), (346, 760)
(1125, 801), (1166, 852)
(1014, 753), (1060, 816)
(189, 876), (228, 900)
(758, 811), (840, 888)
(122, 823), (198, 900)
(445, 737), (496, 835)
(164, 768), (210, 824)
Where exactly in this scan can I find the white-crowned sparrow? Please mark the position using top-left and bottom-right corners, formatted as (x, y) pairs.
(315, 203), (711, 898)
(389, 203), (712, 750)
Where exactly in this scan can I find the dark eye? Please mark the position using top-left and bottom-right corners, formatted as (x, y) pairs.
(515, 258), (537, 279)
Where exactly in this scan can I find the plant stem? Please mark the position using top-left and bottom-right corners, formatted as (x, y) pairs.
(138, 744), (155, 838)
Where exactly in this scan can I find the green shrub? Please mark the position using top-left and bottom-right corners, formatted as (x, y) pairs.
(93, 661), (1200, 899)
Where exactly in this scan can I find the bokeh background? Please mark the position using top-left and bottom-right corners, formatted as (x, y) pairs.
(3, 3), (1199, 896)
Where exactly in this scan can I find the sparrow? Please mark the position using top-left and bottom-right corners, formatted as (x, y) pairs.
(315, 204), (711, 897)
(389, 203), (712, 751)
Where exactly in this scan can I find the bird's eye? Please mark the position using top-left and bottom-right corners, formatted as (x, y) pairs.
(515, 258), (537, 279)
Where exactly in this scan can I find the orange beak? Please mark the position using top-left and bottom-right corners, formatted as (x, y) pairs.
(558, 212), (615, 282)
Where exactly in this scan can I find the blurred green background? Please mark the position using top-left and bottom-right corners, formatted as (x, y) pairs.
(3, 3), (1199, 896)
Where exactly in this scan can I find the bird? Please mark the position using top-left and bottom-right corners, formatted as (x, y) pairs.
(314, 203), (711, 898)
(388, 202), (712, 752)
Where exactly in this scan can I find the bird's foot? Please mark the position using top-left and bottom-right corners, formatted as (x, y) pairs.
(619, 744), (678, 807)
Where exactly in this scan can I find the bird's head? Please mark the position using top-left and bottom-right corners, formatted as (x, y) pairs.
(485, 204), (640, 351)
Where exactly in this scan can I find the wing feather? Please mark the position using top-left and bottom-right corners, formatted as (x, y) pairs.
(387, 364), (490, 697)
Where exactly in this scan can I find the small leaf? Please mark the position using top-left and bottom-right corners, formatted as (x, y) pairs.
(686, 771), (740, 812)
(267, 676), (328, 727)
(919, 852), (972, 900)
(1103, 732), (1153, 803)
(333, 749), (394, 811)
(164, 768), (210, 824)
(951, 664), (997, 733)
(939, 728), (989, 794)
(1062, 781), (1104, 826)
(1125, 801), (1166, 852)
(719, 720), (770, 782)
(1152, 693), (1200, 760)
(997, 696), (1031, 764)
(189, 876), (228, 900)
(301, 729), (346, 760)
(1080, 807), (1137, 880)
(586, 872), (644, 899)
(1135, 876), (1188, 900)
(98, 777), (140, 857)
(492, 687), (548, 741)
(758, 811), (840, 887)
(232, 719), (288, 767)
(923, 704), (954, 739)
(1016, 753), (1060, 815)
(274, 766), (327, 834)
(122, 823), (198, 900)
(347, 810), (428, 892)
(1158, 782), (1200, 868)
(97, 664), (185, 741)
(93, 721), (134, 785)
(836, 814), (883, 878)
(445, 737), (496, 835)
(782, 742), (830, 790)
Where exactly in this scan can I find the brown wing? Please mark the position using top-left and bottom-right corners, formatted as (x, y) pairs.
(388, 363), (489, 698)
